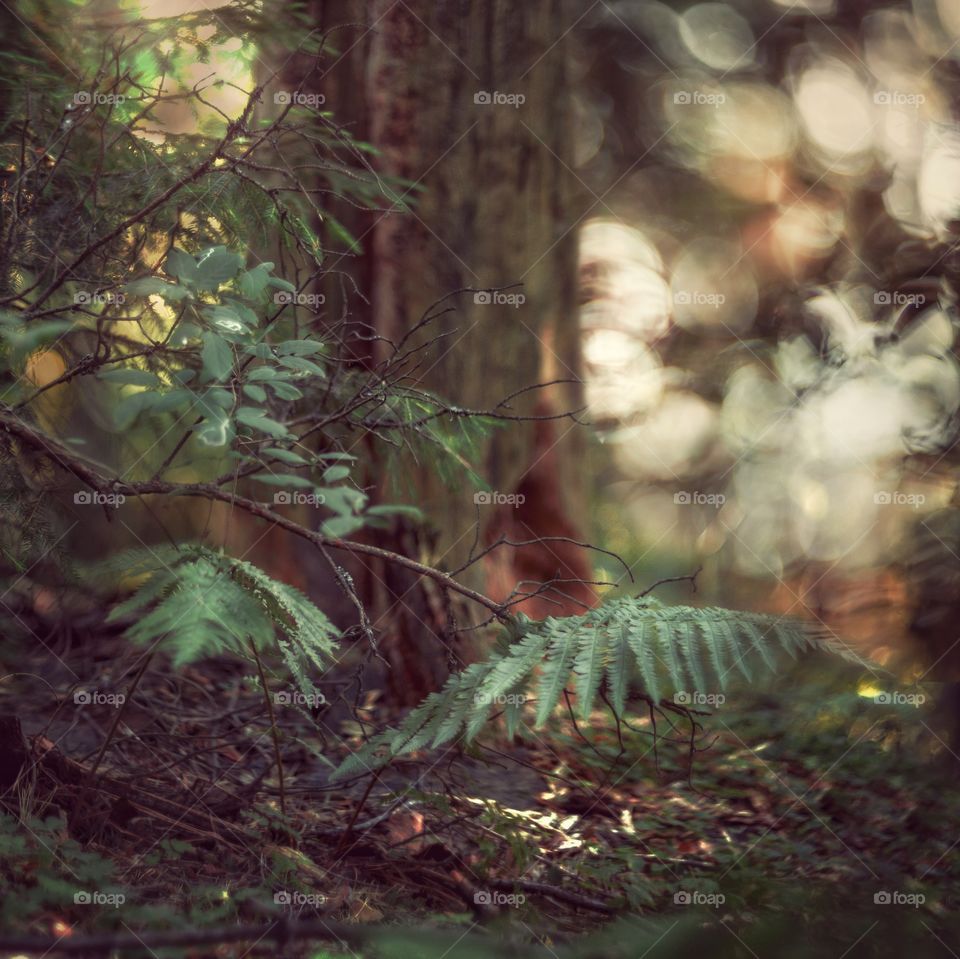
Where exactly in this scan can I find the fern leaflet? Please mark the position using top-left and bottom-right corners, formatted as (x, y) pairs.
(331, 596), (868, 780)
(97, 545), (337, 696)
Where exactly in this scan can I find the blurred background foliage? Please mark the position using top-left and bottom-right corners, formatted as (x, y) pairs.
(2, 0), (960, 954)
(574, 0), (960, 700)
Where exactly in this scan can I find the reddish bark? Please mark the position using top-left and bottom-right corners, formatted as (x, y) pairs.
(484, 405), (597, 619)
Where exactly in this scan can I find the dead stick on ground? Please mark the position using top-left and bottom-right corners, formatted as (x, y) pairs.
(333, 767), (382, 858)
(250, 639), (286, 817)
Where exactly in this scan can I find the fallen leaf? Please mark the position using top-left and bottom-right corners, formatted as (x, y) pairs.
(387, 809), (425, 853)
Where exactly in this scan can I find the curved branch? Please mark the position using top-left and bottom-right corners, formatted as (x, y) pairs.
(0, 407), (507, 618)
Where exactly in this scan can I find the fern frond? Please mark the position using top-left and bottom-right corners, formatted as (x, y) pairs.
(536, 619), (580, 726)
(711, 614), (753, 682)
(654, 615), (685, 694)
(625, 613), (659, 706)
(677, 619), (708, 696)
(474, 631), (547, 707)
(432, 663), (490, 748)
(573, 625), (606, 721)
(90, 543), (188, 583)
(97, 545), (337, 694)
(740, 618), (778, 674)
(120, 559), (272, 666)
(221, 554), (338, 700)
(502, 680), (528, 740)
(331, 596), (869, 780)
(609, 622), (632, 717)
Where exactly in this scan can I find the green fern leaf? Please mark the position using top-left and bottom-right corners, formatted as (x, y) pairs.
(124, 558), (273, 665)
(626, 612), (660, 706)
(475, 631), (547, 706)
(334, 730), (395, 780)
(330, 597), (871, 781)
(535, 618), (580, 726)
(654, 616), (685, 693)
(221, 554), (338, 700)
(676, 619), (708, 697)
(93, 546), (337, 695)
(502, 682), (528, 739)
(740, 616), (779, 674)
(714, 614), (752, 684)
(433, 663), (491, 748)
(573, 625), (606, 721)
(695, 610), (728, 688)
(608, 622), (633, 717)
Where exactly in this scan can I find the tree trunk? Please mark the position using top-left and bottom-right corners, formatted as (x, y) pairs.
(270, 0), (594, 702)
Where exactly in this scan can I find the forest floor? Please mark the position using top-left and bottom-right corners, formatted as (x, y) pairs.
(1, 637), (958, 958)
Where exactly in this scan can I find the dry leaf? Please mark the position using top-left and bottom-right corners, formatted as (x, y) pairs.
(387, 809), (425, 853)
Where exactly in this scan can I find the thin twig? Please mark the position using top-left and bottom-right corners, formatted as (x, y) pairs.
(638, 565), (703, 598)
(250, 640), (286, 817)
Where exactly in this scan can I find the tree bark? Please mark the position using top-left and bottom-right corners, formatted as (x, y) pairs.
(270, 0), (594, 702)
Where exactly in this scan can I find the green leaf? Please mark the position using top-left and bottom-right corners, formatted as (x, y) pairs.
(269, 381), (303, 401)
(0, 319), (73, 364)
(321, 515), (365, 538)
(609, 624), (632, 717)
(574, 625), (606, 721)
(130, 579), (262, 663)
(276, 339), (324, 356)
(237, 263), (273, 300)
(242, 383), (267, 403)
(98, 368), (162, 387)
(196, 413), (234, 447)
(235, 407), (289, 438)
(201, 332), (234, 382)
(252, 473), (316, 488)
(322, 465), (350, 482)
(329, 598), (873, 781)
(626, 615), (659, 705)
(113, 391), (148, 429)
(150, 388), (195, 414)
(246, 367), (282, 381)
(365, 504), (423, 521)
(164, 248), (199, 285)
(264, 447), (309, 465)
(320, 486), (367, 515)
(279, 356), (325, 376)
(536, 621), (578, 726)
(94, 547), (335, 679)
(174, 322), (202, 343)
(203, 304), (248, 334)
(325, 213), (361, 252)
(195, 247), (243, 291)
(125, 277), (191, 300)
(190, 390), (233, 426)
